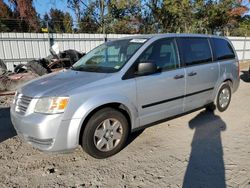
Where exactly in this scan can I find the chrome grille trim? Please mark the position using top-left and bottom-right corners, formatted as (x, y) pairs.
(14, 93), (32, 115)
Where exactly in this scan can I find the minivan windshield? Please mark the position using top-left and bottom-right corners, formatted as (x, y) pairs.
(72, 39), (147, 73)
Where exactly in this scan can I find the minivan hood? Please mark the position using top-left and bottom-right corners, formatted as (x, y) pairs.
(20, 70), (112, 97)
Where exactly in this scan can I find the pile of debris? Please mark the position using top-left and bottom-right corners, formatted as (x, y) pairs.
(0, 46), (84, 95)
(0, 95), (14, 107)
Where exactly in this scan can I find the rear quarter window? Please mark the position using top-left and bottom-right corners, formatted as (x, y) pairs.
(177, 38), (212, 66)
(211, 38), (235, 61)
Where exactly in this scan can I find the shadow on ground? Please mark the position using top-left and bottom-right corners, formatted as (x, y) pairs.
(183, 110), (226, 188)
(240, 71), (250, 83)
(125, 129), (144, 148)
(0, 107), (16, 143)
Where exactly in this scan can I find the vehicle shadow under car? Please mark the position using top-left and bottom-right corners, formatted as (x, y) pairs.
(0, 107), (17, 143)
(0, 105), (227, 188)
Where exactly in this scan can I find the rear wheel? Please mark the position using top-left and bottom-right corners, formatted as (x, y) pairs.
(81, 108), (129, 159)
(216, 83), (232, 112)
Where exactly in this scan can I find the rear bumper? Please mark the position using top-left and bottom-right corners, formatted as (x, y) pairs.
(10, 107), (81, 152)
(232, 76), (240, 93)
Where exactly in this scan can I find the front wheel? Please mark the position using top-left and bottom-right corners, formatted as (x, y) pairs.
(216, 83), (232, 112)
(81, 108), (129, 159)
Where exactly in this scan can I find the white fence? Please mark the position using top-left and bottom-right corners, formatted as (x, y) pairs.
(228, 36), (250, 61)
(0, 33), (132, 70)
(0, 33), (250, 70)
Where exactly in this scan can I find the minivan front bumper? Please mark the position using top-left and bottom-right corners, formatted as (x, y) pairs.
(10, 107), (81, 152)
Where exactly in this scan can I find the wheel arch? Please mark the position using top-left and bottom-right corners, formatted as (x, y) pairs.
(78, 102), (132, 145)
(223, 78), (233, 88)
(212, 75), (233, 101)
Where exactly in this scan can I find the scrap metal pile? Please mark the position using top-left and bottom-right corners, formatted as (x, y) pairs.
(0, 44), (84, 95)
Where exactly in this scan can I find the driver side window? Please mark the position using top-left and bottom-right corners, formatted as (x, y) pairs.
(137, 38), (178, 71)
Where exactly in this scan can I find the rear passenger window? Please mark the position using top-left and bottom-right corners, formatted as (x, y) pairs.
(177, 38), (212, 66)
(212, 38), (235, 61)
(137, 38), (178, 71)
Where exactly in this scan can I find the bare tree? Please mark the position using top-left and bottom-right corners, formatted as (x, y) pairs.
(9, 0), (40, 31)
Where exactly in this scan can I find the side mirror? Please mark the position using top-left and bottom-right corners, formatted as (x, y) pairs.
(137, 62), (158, 76)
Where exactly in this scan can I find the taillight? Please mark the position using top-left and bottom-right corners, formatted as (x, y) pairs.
(236, 60), (240, 77)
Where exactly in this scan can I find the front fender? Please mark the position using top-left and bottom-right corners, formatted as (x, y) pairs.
(67, 93), (139, 147)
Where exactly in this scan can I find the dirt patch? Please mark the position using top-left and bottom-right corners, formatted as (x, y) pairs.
(0, 96), (13, 108)
(240, 60), (250, 69)
(0, 72), (249, 187)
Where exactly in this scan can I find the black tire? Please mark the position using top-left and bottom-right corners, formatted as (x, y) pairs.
(60, 50), (84, 68)
(65, 50), (80, 62)
(0, 59), (7, 70)
(205, 102), (216, 112)
(26, 60), (50, 76)
(14, 64), (27, 73)
(81, 107), (129, 159)
(216, 83), (232, 112)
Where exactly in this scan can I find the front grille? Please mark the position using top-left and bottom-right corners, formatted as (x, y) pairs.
(15, 93), (32, 115)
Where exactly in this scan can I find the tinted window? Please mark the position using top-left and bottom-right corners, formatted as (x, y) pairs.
(212, 38), (235, 61)
(137, 38), (178, 71)
(177, 38), (212, 66)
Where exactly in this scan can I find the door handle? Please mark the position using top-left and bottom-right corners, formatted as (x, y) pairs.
(174, 74), (184, 79)
(188, 72), (197, 76)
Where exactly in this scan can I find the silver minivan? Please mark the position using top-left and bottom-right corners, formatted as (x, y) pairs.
(11, 34), (240, 158)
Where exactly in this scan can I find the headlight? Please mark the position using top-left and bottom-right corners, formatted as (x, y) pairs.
(34, 97), (69, 114)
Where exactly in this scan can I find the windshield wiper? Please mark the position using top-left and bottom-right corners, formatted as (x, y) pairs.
(72, 65), (104, 72)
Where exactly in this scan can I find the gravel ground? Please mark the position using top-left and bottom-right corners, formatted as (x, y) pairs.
(0, 70), (249, 188)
